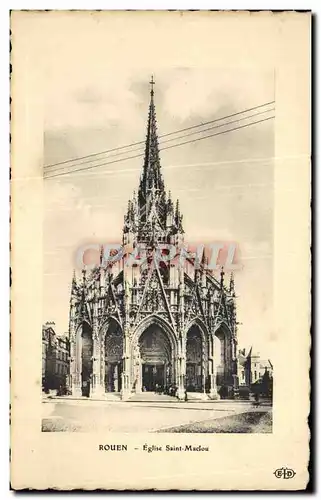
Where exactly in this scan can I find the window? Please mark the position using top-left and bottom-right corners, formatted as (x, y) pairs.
(242, 370), (245, 381)
(254, 371), (257, 380)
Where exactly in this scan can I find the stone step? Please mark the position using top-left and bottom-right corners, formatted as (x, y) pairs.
(186, 392), (209, 401)
(102, 392), (122, 401)
(129, 392), (177, 402)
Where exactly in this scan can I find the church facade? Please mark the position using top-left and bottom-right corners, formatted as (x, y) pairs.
(68, 81), (239, 400)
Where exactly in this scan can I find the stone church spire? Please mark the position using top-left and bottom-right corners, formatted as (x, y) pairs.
(123, 76), (184, 246)
(138, 76), (165, 203)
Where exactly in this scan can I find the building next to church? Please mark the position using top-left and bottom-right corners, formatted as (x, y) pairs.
(238, 347), (273, 387)
(42, 322), (70, 392)
(68, 79), (239, 400)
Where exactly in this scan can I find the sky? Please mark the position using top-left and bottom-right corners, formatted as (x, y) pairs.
(43, 66), (275, 360)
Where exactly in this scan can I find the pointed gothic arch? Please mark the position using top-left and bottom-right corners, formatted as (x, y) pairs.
(99, 315), (123, 342)
(214, 320), (232, 337)
(184, 317), (209, 340)
(132, 314), (177, 352)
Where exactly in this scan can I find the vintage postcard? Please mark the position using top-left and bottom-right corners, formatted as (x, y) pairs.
(11, 11), (311, 490)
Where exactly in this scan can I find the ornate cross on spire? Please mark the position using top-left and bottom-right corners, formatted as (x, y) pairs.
(150, 75), (155, 96)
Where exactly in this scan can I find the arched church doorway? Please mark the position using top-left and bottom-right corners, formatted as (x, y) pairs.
(186, 325), (203, 392)
(104, 319), (123, 393)
(139, 325), (172, 392)
(214, 324), (233, 397)
(81, 322), (93, 397)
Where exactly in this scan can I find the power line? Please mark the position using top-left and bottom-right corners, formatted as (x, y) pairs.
(163, 116), (274, 153)
(44, 100), (275, 170)
(45, 107), (274, 175)
(45, 115), (274, 180)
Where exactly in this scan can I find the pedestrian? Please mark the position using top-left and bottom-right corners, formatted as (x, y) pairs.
(184, 390), (188, 402)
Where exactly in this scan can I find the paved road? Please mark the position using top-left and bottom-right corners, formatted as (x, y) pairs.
(42, 397), (272, 433)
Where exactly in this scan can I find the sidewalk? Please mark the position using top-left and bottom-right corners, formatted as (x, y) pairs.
(42, 393), (272, 409)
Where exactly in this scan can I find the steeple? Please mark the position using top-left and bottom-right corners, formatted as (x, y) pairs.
(138, 76), (164, 203)
(136, 76), (166, 243)
(123, 77), (184, 246)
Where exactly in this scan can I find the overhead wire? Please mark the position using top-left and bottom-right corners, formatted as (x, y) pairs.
(45, 114), (275, 180)
(44, 106), (274, 175)
(44, 100), (275, 171)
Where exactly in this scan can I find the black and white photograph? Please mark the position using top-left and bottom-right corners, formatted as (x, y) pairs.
(10, 11), (310, 490)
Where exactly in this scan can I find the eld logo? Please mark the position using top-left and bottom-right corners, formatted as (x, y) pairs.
(274, 467), (296, 479)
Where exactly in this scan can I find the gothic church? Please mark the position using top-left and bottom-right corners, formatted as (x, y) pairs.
(68, 80), (239, 400)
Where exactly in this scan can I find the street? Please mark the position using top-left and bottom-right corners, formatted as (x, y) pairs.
(42, 396), (272, 433)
